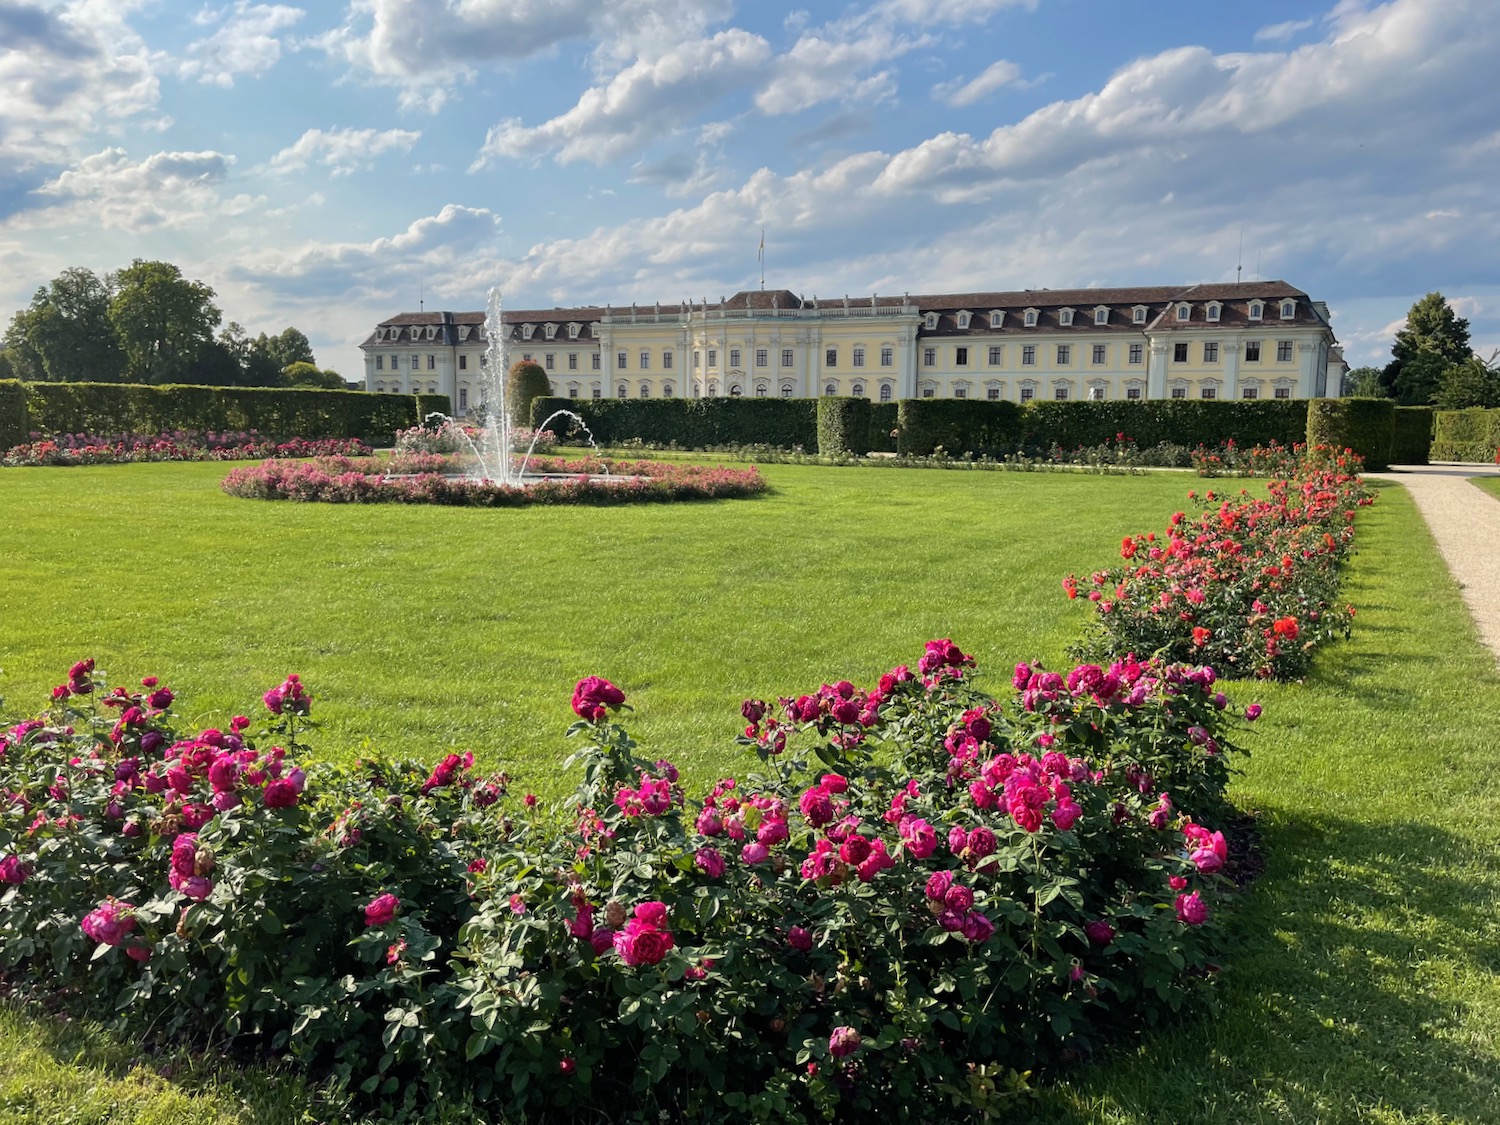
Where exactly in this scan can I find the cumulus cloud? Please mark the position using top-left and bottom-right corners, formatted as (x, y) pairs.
(933, 60), (1024, 106)
(0, 0), (159, 186)
(473, 29), (771, 166)
(265, 126), (421, 177)
(27, 147), (258, 230)
(1254, 18), (1315, 42)
(178, 1), (303, 87)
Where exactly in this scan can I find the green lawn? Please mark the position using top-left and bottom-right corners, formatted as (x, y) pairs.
(2, 464), (1499, 1123)
(1470, 474), (1500, 502)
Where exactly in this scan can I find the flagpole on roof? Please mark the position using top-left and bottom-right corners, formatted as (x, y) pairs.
(759, 229), (765, 291)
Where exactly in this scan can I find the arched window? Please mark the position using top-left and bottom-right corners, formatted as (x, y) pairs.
(824, 383), (837, 396)
(708, 380), (719, 396)
(879, 384), (892, 402)
(851, 383), (865, 397)
(780, 384), (794, 398)
(662, 383), (674, 397)
(639, 383), (651, 399)
(616, 383), (627, 398)
(729, 384), (742, 397)
(755, 384), (768, 397)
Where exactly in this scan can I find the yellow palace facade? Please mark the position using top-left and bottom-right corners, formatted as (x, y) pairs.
(360, 281), (1345, 413)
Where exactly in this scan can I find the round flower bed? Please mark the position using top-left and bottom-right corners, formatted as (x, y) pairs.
(0, 645), (1256, 1122)
(220, 454), (768, 506)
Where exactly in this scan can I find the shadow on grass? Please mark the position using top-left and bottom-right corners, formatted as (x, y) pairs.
(1020, 809), (1500, 1124)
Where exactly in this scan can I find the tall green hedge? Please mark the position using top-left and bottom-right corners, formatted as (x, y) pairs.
(1432, 407), (1500, 463)
(868, 402), (899, 454)
(530, 397), (819, 451)
(816, 397), (873, 456)
(0, 381), (27, 451)
(896, 400), (1024, 456)
(0, 383), (449, 448)
(1306, 398), (1396, 471)
(1391, 407), (1435, 466)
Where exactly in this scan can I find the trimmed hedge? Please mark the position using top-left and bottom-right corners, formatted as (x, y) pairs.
(869, 401), (898, 453)
(896, 399), (1024, 456)
(0, 382), (448, 448)
(529, 396), (819, 451)
(1306, 398), (1396, 471)
(1018, 399), (1309, 452)
(1432, 407), (1500, 463)
(0, 381), (26, 452)
(1391, 407), (1435, 466)
(816, 396), (873, 456)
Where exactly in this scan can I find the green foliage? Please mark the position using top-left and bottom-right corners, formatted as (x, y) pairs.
(1342, 366), (1387, 398)
(1435, 354), (1500, 409)
(1431, 407), (1500, 462)
(4, 267), (126, 382)
(1305, 398), (1396, 470)
(506, 361), (553, 425)
(109, 260), (223, 384)
(1390, 407), (1435, 466)
(1384, 292), (1473, 404)
(815, 396), (873, 455)
(868, 402), (898, 453)
(530, 396), (820, 450)
(281, 362), (346, 389)
(6, 381), (446, 446)
(897, 399), (1023, 455)
(0, 379), (27, 450)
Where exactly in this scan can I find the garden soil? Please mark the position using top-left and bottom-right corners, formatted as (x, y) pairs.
(1372, 463), (1500, 664)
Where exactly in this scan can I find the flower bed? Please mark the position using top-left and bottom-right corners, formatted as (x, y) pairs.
(3, 430), (372, 467)
(392, 419), (557, 466)
(219, 455), (768, 506)
(0, 647), (1255, 1122)
(1066, 446), (1374, 680)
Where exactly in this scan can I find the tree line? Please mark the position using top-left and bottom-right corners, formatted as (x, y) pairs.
(0, 261), (347, 389)
(1344, 291), (1500, 408)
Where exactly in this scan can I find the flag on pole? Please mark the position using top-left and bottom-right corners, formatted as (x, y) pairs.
(758, 229), (764, 263)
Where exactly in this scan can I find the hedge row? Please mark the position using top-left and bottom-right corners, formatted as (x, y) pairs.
(815, 396), (872, 456)
(0, 381), (450, 448)
(534, 396), (1309, 457)
(1391, 407), (1434, 466)
(1306, 399), (1396, 471)
(1432, 407), (1500, 463)
(529, 396), (819, 451)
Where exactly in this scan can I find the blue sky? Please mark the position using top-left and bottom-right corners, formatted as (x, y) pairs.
(1, 0), (1497, 379)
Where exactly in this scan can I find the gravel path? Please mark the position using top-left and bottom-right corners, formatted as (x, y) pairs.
(1369, 463), (1500, 662)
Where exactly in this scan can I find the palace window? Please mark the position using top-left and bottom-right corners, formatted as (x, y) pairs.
(663, 351), (674, 369)
(1201, 387), (1216, 400)
(1173, 343), (1189, 363)
(854, 347), (866, 367)
(1203, 342), (1219, 363)
(990, 311), (1003, 328)
(925, 313), (938, 329)
(1129, 343), (1143, 364)
(708, 349), (718, 368)
(1133, 306), (1148, 324)
(879, 384), (892, 401)
(956, 346), (969, 366)
(957, 312), (970, 329)
(640, 383), (651, 398)
(663, 383), (674, 397)
(375, 355), (383, 370)
(459, 355), (468, 371)
(617, 383), (627, 398)
(1171, 386), (1187, 399)
(592, 387), (602, 399)
(1059, 309), (1073, 326)
(1054, 385), (1069, 400)
(729, 348), (741, 367)
(592, 353), (601, 370)
(988, 345), (1002, 364)
(1177, 304), (1190, 322)
(458, 387), (468, 410)
(427, 354), (436, 369)
(1277, 340), (1293, 362)
(1024, 310), (1037, 327)
(824, 383), (836, 396)
(852, 383), (864, 397)
(923, 347), (936, 366)
(1245, 341), (1262, 362)
(1274, 386), (1291, 399)
(781, 384), (795, 398)
(568, 323), (580, 339)
(640, 351), (651, 370)
(1207, 303), (1221, 322)
(756, 385), (768, 397)
(880, 346), (893, 366)
(544, 354), (554, 370)
(617, 351), (627, 369)
(544, 324), (556, 340)
(1280, 301), (1296, 319)
(568, 387), (578, 399)
(522, 324), (534, 340)
(1095, 307), (1109, 325)
(826, 347), (837, 366)
(955, 385), (967, 398)
(1022, 345), (1036, 365)
(1088, 385), (1104, 401)
(1126, 386), (1143, 400)
(1020, 386), (1034, 402)
(755, 348), (768, 367)
(1092, 344), (1106, 365)
(1057, 344), (1070, 365)
(782, 348), (794, 368)
(1249, 302), (1263, 320)
(987, 386), (1000, 400)
(1242, 386), (1259, 399)
(922, 386), (935, 398)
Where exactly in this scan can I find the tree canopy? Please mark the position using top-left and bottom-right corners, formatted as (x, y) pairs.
(1382, 292), (1473, 405)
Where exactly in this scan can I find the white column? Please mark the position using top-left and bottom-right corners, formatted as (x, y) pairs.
(1147, 339), (1169, 399)
(1298, 342), (1319, 399)
(1222, 342), (1240, 400)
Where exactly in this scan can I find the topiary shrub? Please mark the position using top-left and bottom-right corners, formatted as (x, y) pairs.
(507, 361), (552, 427)
(1391, 407), (1435, 466)
(529, 397), (818, 450)
(1431, 407), (1500, 462)
(896, 399), (1024, 456)
(1306, 398), (1395, 470)
(0, 379), (26, 451)
(815, 396), (873, 456)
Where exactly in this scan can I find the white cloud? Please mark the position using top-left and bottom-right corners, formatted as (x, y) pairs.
(177, 1), (303, 87)
(933, 59), (1024, 106)
(473, 29), (771, 166)
(26, 147), (255, 231)
(0, 1), (159, 182)
(265, 126), (421, 177)
(1254, 18), (1315, 42)
(754, 22), (913, 115)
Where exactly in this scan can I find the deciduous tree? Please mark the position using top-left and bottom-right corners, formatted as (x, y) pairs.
(109, 260), (221, 384)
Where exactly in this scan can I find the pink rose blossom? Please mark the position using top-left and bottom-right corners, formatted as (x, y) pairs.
(787, 925), (814, 952)
(364, 893), (399, 927)
(1175, 891), (1209, 926)
(828, 1026), (862, 1058)
(571, 676), (626, 722)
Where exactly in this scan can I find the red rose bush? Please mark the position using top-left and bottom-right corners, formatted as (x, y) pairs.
(0, 643), (1256, 1122)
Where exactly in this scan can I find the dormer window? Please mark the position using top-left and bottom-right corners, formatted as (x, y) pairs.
(567, 323), (580, 339)
(924, 313), (938, 330)
(544, 324), (557, 340)
(1249, 302), (1263, 321)
(1133, 306), (1148, 324)
(1094, 307), (1109, 325)
(956, 311), (970, 329)
(1280, 300), (1295, 319)
(989, 311), (1003, 328)
(425, 326), (436, 340)
(1059, 308), (1074, 326)
(1023, 308), (1038, 327)
(458, 326), (470, 341)
(1176, 304), (1190, 322)
(1206, 302), (1221, 322)
(522, 324), (535, 339)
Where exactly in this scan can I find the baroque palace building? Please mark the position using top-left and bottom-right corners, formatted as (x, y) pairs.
(360, 281), (1346, 413)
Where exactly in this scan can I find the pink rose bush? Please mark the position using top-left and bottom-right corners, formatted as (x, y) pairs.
(1066, 444), (1373, 680)
(0, 647), (1252, 1122)
(3, 430), (371, 467)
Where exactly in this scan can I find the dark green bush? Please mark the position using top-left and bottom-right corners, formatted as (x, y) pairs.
(1391, 407), (1435, 466)
(868, 402), (898, 453)
(0, 380), (26, 450)
(1306, 398), (1396, 471)
(4, 383), (447, 448)
(506, 361), (552, 427)
(530, 397), (818, 450)
(1431, 408), (1500, 462)
(815, 396), (873, 456)
(1020, 400), (1308, 451)
(896, 399), (1024, 456)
